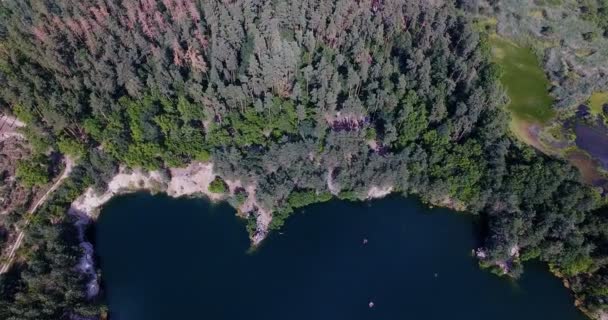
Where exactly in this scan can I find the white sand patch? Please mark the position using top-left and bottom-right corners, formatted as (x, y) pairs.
(72, 163), (223, 217)
(0, 114), (25, 128)
(367, 185), (393, 199)
(326, 167), (340, 195)
(367, 140), (379, 151)
(0, 114), (25, 142)
(69, 162), (273, 245)
(509, 245), (520, 258)
(252, 207), (272, 246)
(238, 185), (272, 246)
(166, 162), (222, 201)
(70, 168), (168, 216)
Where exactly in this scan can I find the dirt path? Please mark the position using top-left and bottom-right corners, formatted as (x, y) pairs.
(0, 114), (25, 143)
(0, 156), (74, 274)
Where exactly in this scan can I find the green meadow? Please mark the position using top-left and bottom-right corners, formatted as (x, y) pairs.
(588, 92), (608, 115)
(490, 36), (555, 123)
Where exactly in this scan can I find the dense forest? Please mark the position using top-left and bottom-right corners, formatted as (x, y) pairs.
(0, 0), (607, 319)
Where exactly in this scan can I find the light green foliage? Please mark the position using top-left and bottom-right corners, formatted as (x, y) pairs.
(560, 255), (594, 276)
(12, 104), (36, 124)
(83, 118), (103, 140)
(338, 191), (360, 201)
(520, 247), (542, 261)
(588, 91), (608, 115)
(84, 93), (211, 168)
(177, 95), (204, 122)
(57, 135), (86, 158)
(194, 150), (211, 162)
(365, 127), (377, 140)
(287, 190), (332, 209)
(122, 95), (160, 143)
(269, 190), (333, 231)
(21, 126), (52, 154)
(234, 190), (247, 206)
(208, 177), (227, 194)
(123, 143), (163, 170)
(396, 91), (429, 146)
(15, 156), (50, 187)
(223, 97), (298, 147)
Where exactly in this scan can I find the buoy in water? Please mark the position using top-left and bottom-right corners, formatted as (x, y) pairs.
(368, 301), (374, 308)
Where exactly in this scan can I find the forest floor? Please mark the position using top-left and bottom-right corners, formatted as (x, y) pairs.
(0, 156), (74, 274)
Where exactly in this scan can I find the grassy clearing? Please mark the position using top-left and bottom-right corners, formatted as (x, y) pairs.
(535, 0), (563, 5)
(490, 35), (555, 124)
(474, 17), (497, 33)
(588, 92), (608, 115)
(528, 10), (544, 19)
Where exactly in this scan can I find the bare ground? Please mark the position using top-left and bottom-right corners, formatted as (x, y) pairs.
(70, 162), (273, 246)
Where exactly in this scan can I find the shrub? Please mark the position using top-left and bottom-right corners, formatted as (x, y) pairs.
(208, 177), (227, 194)
(15, 156), (50, 187)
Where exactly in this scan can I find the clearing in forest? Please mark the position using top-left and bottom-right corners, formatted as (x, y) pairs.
(588, 92), (608, 116)
(490, 35), (555, 124)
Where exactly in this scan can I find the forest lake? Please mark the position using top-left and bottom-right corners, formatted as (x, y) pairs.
(92, 193), (587, 320)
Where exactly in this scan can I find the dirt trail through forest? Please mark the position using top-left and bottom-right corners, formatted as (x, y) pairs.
(0, 157), (74, 274)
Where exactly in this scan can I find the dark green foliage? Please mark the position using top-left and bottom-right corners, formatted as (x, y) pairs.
(0, 167), (104, 320)
(0, 0), (606, 317)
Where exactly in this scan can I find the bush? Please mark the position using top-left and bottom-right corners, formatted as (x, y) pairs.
(15, 156), (50, 187)
(208, 177), (227, 194)
(57, 136), (86, 158)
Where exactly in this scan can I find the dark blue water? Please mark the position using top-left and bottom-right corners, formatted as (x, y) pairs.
(575, 122), (608, 169)
(95, 193), (586, 320)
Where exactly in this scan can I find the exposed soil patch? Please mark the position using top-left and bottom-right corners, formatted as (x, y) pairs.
(0, 114), (25, 142)
(567, 151), (608, 188)
(70, 162), (272, 246)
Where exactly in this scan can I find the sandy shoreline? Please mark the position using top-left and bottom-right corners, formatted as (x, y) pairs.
(69, 162), (272, 246)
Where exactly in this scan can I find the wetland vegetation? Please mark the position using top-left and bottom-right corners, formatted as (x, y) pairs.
(489, 35), (555, 124)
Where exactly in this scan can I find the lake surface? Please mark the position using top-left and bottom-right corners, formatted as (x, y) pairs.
(575, 121), (608, 169)
(95, 193), (586, 320)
